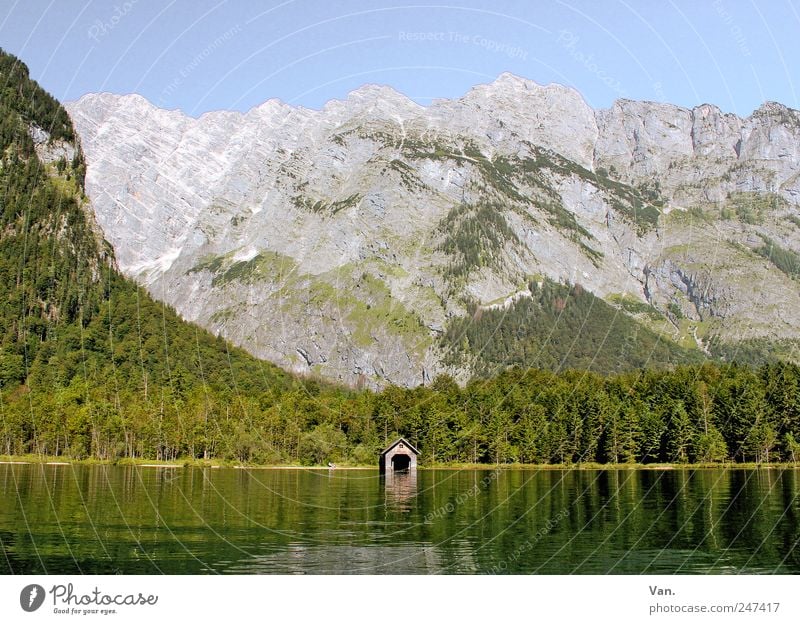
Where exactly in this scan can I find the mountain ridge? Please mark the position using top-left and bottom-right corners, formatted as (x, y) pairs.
(66, 72), (800, 387)
(74, 71), (787, 120)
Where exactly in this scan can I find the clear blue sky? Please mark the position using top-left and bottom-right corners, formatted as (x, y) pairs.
(1, 0), (798, 117)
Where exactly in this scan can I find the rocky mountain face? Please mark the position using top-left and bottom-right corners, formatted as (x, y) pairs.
(65, 74), (800, 387)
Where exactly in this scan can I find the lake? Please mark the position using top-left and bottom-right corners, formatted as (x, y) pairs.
(1, 464), (798, 574)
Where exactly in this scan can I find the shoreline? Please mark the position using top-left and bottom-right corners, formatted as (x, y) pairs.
(1, 455), (798, 471)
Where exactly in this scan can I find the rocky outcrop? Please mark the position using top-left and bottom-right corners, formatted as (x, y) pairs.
(29, 124), (76, 164)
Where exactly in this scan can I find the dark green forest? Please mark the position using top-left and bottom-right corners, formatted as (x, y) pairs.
(2, 49), (800, 467)
(441, 280), (703, 376)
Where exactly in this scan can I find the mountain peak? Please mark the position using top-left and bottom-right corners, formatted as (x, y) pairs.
(751, 100), (800, 121)
(75, 91), (153, 108)
(465, 72), (584, 102)
(319, 83), (422, 117)
(310, 83), (423, 125)
(346, 82), (411, 101)
(492, 71), (534, 88)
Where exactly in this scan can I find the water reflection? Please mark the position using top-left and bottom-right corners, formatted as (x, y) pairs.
(383, 470), (418, 510)
(226, 544), (444, 574)
(1, 465), (798, 574)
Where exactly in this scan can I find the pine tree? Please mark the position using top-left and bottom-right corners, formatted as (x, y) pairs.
(666, 400), (693, 463)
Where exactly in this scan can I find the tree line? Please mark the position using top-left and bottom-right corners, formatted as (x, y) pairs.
(4, 354), (800, 466)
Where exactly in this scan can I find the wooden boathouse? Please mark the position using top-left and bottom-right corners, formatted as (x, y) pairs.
(379, 437), (419, 473)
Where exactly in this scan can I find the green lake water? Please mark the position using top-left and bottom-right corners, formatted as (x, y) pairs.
(1, 465), (798, 574)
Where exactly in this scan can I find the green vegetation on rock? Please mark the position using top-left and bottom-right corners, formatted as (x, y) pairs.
(721, 192), (787, 224)
(438, 202), (519, 284)
(607, 293), (665, 321)
(441, 279), (702, 377)
(755, 235), (800, 279)
(292, 193), (362, 215)
(0, 48), (75, 143)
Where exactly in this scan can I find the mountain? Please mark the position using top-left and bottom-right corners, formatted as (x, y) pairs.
(66, 74), (800, 387)
(0, 48), (301, 462)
